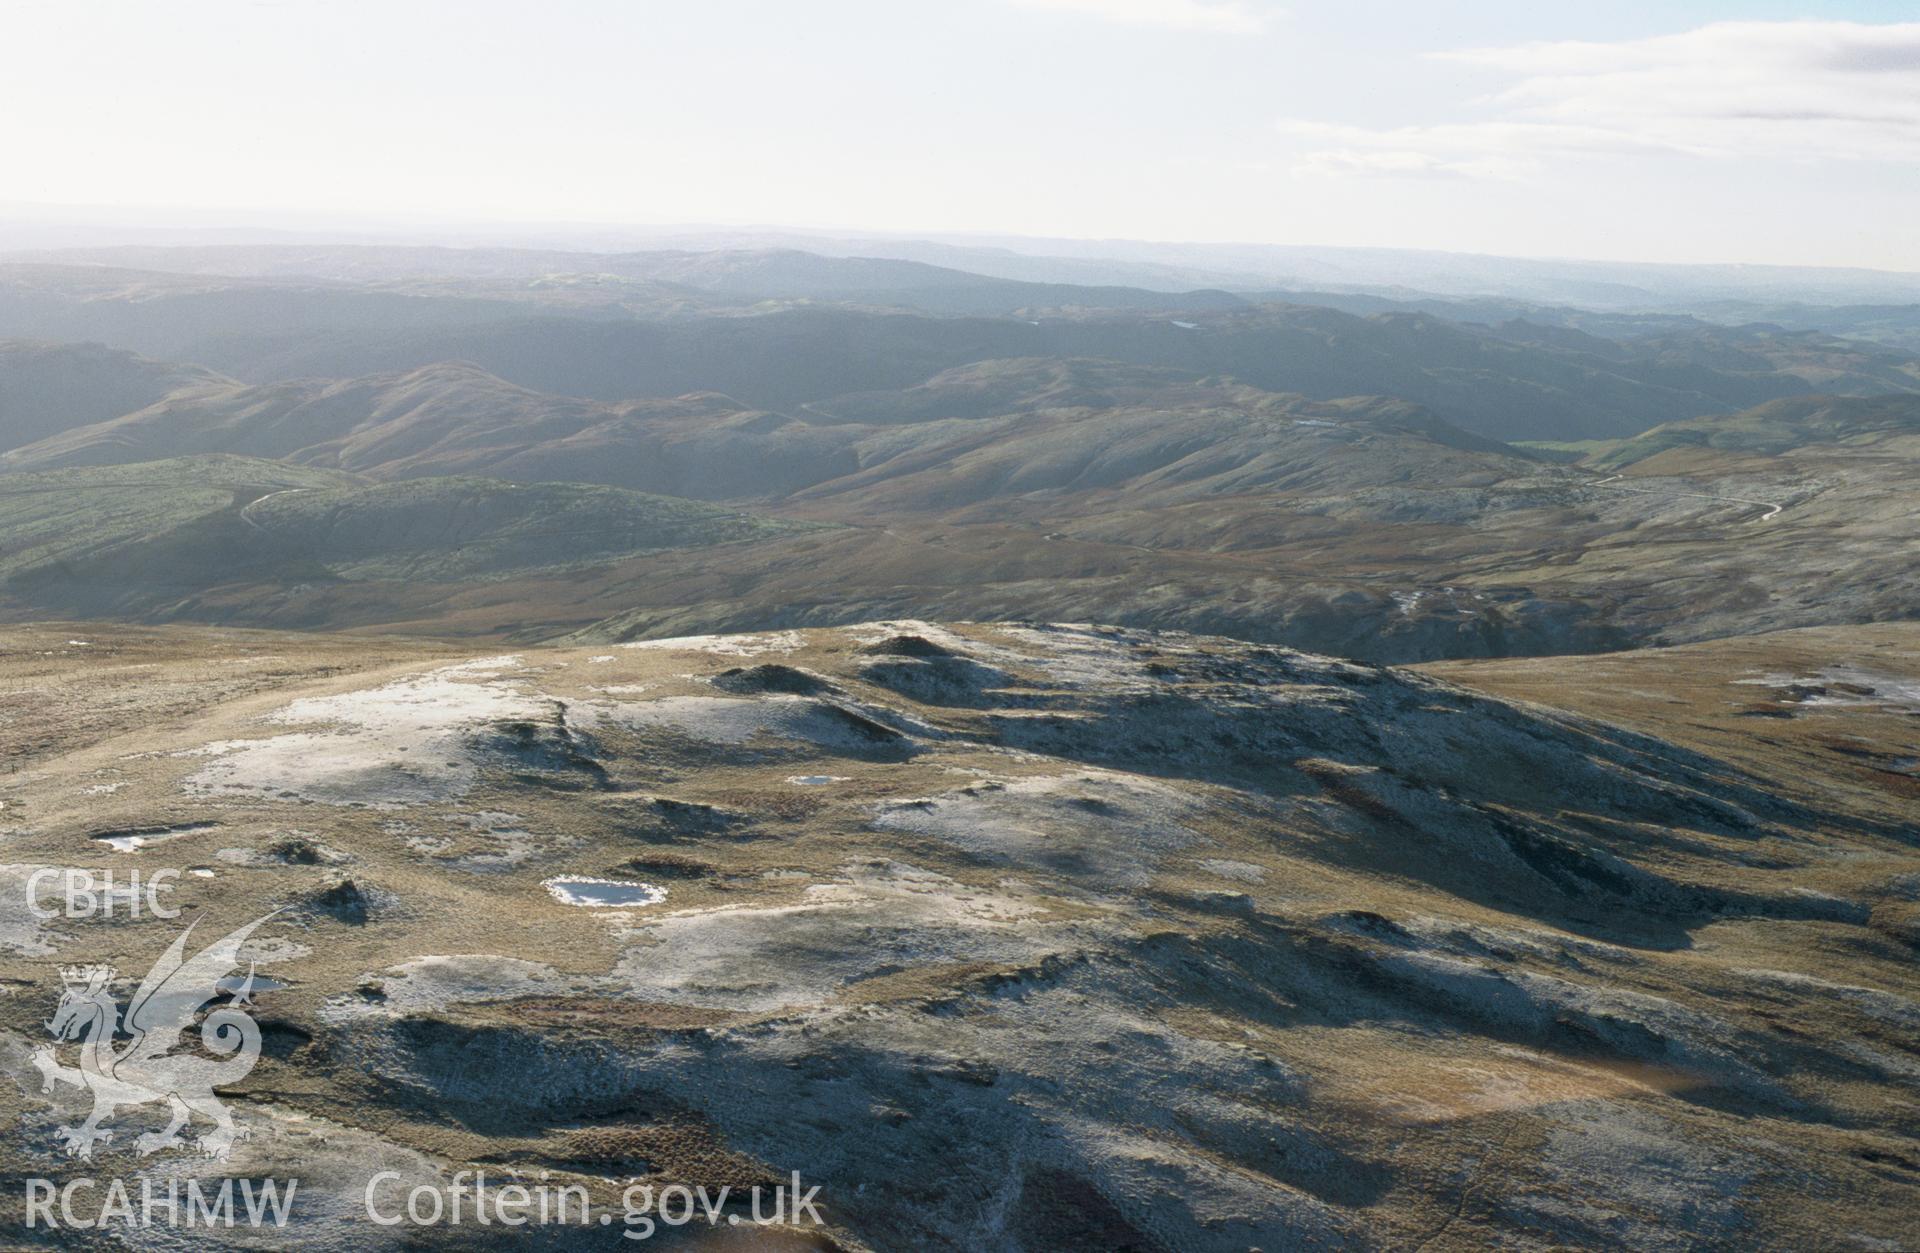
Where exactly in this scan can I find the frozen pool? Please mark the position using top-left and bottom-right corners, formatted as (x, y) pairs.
(542, 876), (667, 908)
(92, 823), (219, 853)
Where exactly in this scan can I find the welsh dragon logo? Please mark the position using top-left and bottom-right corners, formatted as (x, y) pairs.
(29, 914), (276, 1162)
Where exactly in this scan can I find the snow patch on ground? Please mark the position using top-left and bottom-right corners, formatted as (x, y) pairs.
(609, 871), (1070, 1012)
(873, 771), (1207, 890)
(1199, 858), (1267, 883)
(1734, 666), (1920, 712)
(620, 631), (804, 657)
(848, 620), (1023, 661)
(577, 694), (929, 751)
(1735, 968), (1920, 1030)
(436, 810), (557, 871)
(182, 660), (545, 806)
(319, 955), (568, 1021)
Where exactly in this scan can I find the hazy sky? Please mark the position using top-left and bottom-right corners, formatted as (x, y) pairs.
(5, 1), (1918, 268)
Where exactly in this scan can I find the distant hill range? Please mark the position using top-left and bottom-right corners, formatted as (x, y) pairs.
(1592, 393), (1920, 469)
(16, 232), (1920, 307)
(5, 254), (1916, 442)
(1, 243), (1916, 659)
(3, 334), (1916, 660)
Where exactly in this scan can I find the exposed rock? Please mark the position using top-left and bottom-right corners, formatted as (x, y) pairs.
(1, 619), (1915, 1249)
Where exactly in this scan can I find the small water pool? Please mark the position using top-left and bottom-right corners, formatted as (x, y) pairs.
(92, 823), (219, 853)
(542, 876), (667, 908)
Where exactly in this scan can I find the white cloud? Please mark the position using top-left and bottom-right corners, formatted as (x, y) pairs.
(1284, 20), (1920, 178)
(1006, 0), (1270, 35)
(1279, 119), (1680, 181)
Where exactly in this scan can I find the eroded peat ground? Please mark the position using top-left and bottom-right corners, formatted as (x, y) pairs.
(0, 619), (1915, 1248)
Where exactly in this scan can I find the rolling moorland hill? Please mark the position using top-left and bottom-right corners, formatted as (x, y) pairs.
(233, 475), (805, 580)
(598, 247), (1254, 316)
(0, 456), (808, 619)
(31, 240), (1920, 359)
(175, 305), (1911, 444)
(0, 354), (1525, 502)
(0, 359), (1592, 656)
(11, 243), (1261, 317)
(3, 359), (661, 478)
(1481, 318), (1920, 396)
(21, 235), (1920, 309)
(556, 389), (1920, 659)
(1, 343), (1917, 660)
(0, 358), (882, 500)
(0, 264), (577, 364)
(0, 456), (360, 583)
(1590, 393), (1920, 469)
(1681, 301), (1920, 355)
(742, 230), (1920, 306)
(0, 338), (231, 450)
(2, 260), (1916, 1248)
(5, 254), (1919, 442)
(1511, 394), (1920, 646)
(0, 619), (1914, 1248)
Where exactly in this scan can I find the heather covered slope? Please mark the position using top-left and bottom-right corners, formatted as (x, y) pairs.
(5, 368), (1917, 663)
(0, 620), (1914, 1248)
(0, 275), (1915, 663)
(235, 475), (805, 580)
(0, 364), (1619, 657)
(1591, 393), (1920, 469)
(179, 303), (1879, 442)
(0, 456), (358, 582)
(553, 387), (1920, 660)
(0, 456), (808, 619)
(0, 361), (657, 477)
(0, 338), (231, 450)
(0, 362), (868, 500)
(7, 257), (1918, 443)
(0, 356), (1526, 507)
(1524, 393), (1920, 643)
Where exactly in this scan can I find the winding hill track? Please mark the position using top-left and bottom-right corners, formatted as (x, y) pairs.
(237, 487), (314, 531)
(1588, 472), (1784, 522)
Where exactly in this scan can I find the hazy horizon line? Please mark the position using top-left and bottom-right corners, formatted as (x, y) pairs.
(5, 201), (1919, 282)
